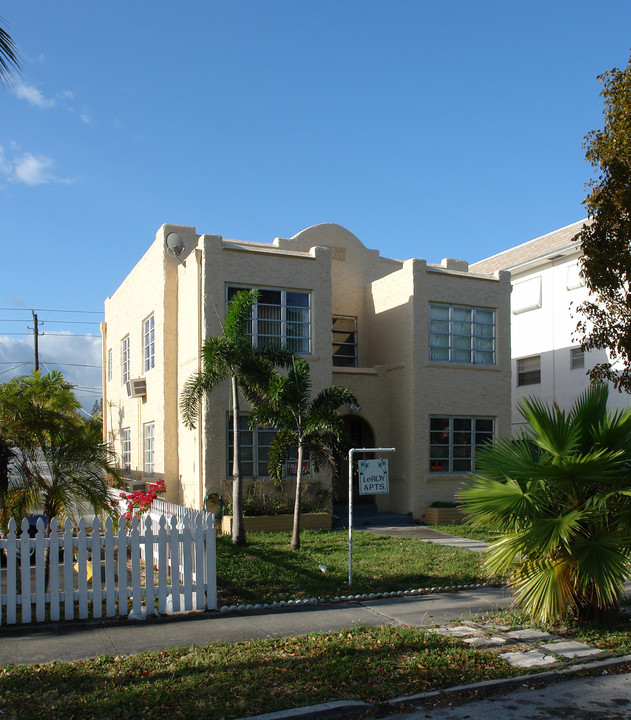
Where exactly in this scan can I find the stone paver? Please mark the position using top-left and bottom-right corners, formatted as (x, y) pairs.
(432, 625), (476, 637)
(505, 628), (557, 642)
(541, 639), (604, 658)
(462, 635), (508, 648)
(499, 649), (558, 667)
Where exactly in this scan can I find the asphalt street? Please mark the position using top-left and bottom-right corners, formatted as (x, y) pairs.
(391, 670), (631, 720)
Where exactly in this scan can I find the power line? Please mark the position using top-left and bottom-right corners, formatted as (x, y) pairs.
(0, 319), (101, 325)
(0, 332), (100, 338)
(0, 307), (102, 314)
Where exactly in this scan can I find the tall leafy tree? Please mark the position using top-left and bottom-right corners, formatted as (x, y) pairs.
(250, 357), (357, 550)
(0, 17), (21, 86)
(459, 385), (631, 623)
(575, 53), (631, 391)
(0, 371), (82, 531)
(180, 290), (291, 546)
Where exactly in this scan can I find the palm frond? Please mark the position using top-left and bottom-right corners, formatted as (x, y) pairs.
(511, 558), (576, 623)
(267, 428), (298, 482)
(518, 396), (579, 458)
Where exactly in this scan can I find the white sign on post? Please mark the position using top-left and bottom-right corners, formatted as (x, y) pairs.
(358, 458), (389, 495)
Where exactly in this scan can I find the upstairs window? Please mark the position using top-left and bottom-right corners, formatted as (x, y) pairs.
(570, 347), (585, 370)
(121, 336), (130, 386)
(429, 304), (495, 365)
(332, 316), (357, 367)
(226, 286), (311, 354)
(430, 417), (494, 473)
(144, 315), (155, 372)
(517, 355), (541, 386)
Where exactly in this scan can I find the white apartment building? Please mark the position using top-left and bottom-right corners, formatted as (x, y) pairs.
(102, 222), (511, 520)
(471, 219), (631, 429)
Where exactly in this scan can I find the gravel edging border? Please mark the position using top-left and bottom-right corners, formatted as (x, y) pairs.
(218, 582), (499, 614)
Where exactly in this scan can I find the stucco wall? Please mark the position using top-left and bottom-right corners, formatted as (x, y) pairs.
(105, 222), (512, 520)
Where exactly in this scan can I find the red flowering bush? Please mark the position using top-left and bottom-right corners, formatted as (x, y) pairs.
(119, 479), (166, 529)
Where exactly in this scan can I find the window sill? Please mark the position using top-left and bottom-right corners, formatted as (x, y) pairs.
(425, 361), (500, 371)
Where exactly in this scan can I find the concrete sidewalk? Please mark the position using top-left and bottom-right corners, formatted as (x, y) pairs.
(0, 585), (513, 666)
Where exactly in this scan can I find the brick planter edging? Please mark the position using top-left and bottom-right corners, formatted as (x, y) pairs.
(423, 507), (465, 525)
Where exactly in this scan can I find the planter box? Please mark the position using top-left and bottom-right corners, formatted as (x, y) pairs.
(423, 507), (465, 525)
(220, 512), (332, 535)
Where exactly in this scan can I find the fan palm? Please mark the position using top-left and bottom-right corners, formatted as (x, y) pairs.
(250, 357), (357, 550)
(458, 384), (631, 622)
(180, 289), (292, 546)
(0, 17), (21, 86)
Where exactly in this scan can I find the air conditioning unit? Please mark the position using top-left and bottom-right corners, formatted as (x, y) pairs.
(126, 378), (147, 398)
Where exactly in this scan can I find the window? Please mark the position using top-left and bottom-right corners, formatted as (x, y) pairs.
(429, 304), (495, 364)
(429, 417), (494, 473)
(121, 427), (131, 474)
(227, 414), (277, 478)
(144, 315), (155, 372)
(226, 286), (311, 354)
(517, 355), (541, 386)
(107, 349), (112, 382)
(566, 264), (585, 291)
(144, 422), (155, 476)
(121, 336), (130, 386)
(332, 316), (357, 367)
(570, 347), (585, 370)
(512, 277), (542, 314)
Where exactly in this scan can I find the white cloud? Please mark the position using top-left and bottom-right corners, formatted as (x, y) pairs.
(0, 333), (102, 412)
(0, 145), (76, 186)
(80, 113), (93, 126)
(14, 153), (55, 185)
(13, 82), (56, 109)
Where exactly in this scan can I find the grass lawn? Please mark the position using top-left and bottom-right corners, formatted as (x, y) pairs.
(0, 624), (520, 720)
(3, 613), (631, 720)
(428, 522), (499, 543)
(216, 529), (495, 606)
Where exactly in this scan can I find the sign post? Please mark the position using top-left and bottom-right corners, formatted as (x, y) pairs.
(348, 447), (395, 587)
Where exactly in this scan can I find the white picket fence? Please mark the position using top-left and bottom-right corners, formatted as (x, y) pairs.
(0, 513), (217, 626)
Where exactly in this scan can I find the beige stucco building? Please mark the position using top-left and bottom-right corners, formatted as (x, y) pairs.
(102, 222), (511, 520)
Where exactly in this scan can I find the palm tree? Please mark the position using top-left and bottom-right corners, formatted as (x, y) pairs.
(180, 289), (291, 546)
(0, 371), (81, 531)
(250, 357), (357, 550)
(9, 412), (120, 525)
(0, 17), (21, 87)
(458, 384), (631, 623)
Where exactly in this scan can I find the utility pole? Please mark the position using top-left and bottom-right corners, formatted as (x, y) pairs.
(32, 310), (39, 371)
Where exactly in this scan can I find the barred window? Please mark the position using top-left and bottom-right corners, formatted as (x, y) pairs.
(144, 315), (155, 372)
(227, 414), (278, 479)
(429, 304), (495, 365)
(227, 286), (311, 354)
(429, 417), (494, 473)
(121, 427), (131, 475)
(144, 422), (155, 476)
(332, 315), (357, 367)
(121, 336), (130, 385)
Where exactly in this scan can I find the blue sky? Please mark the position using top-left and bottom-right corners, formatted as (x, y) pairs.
(1, 1), (630, 409)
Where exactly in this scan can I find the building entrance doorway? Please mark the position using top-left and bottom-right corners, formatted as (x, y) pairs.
(332, 415), (376, 505)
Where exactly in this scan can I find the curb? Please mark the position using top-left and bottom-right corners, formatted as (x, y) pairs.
(234, 653), (631, 720)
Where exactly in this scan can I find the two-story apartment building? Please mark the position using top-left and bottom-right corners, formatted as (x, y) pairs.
(471, 219), (631, 429)
(102, 222), (511, 520)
